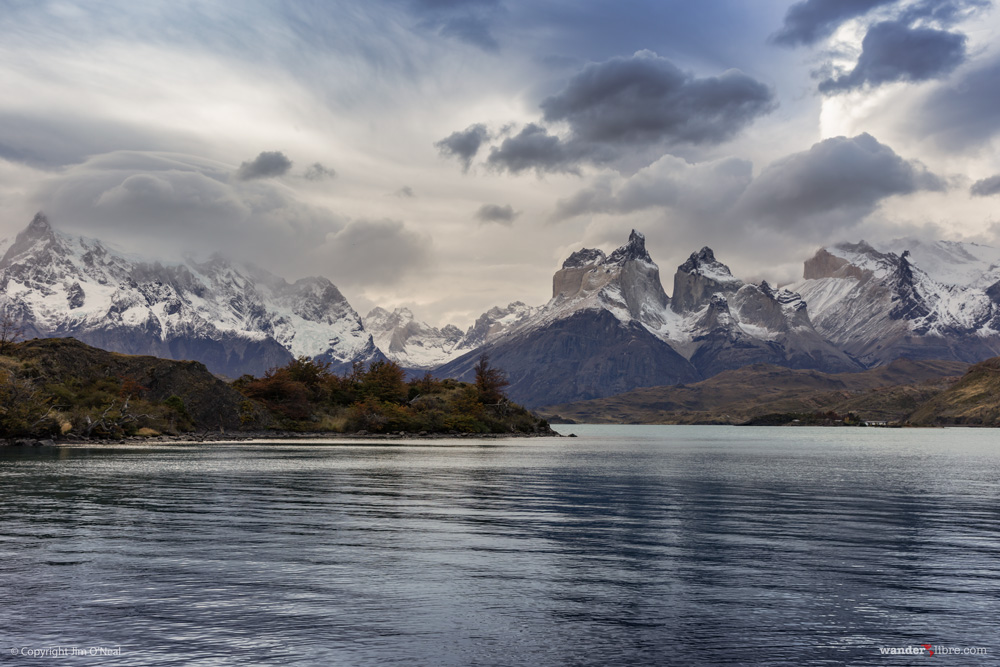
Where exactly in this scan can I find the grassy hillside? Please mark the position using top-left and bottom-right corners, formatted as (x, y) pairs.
(908, 357), (1000, 426)
(0, 337), (264, 440)
(0, 338), (551, 441)
(538, 359), (969, 425)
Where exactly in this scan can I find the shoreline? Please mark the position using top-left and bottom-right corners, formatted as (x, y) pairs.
(4, 429), (564, 448)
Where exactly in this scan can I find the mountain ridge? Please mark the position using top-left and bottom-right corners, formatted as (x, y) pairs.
(7, 214), (1000, 410)
(0, 213), (381, 377)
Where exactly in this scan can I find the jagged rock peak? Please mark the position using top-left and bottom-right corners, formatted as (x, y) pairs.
(671, 246), (742, 313)
(607, 229), (652, 264)
(2, 212), (61, 269)
(562, 248), (606, 269)
(894, 250), (915, 286)
(679, 247), (723, 274)
(28, 212), (53, 234)
(708, 293), (729, 309)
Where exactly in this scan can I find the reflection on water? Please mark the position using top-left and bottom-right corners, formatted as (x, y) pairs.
(1, 426), (999, 665)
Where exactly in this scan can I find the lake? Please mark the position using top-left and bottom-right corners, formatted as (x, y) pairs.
(2, 426), (998, 665)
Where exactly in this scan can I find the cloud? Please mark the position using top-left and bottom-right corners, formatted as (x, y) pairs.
(434, 124), (489, 172)
(971, 175), (1000, 197)
(914, 56), (1000, 150)
(94, 171), (245, 219)
(46, 151), (429, 288)
(405, 0), (502, 51)
(551, 155), (753, 221)
(236, 151), (293, 180)
(29, 150), (345, 271)
(737, 133), (944, 234)
(540, 51), (776, 147)
(772, 0), (896, 47)
(393, 186), (415, 197)
(0, 110), (200, 169)
(486, 124), (583, 175)
(895, 0), (991, 26)
(438, 15), (499, 51)
(819, 21), (966, 93)
(304, 162), (335, 181)
(475, 203), (519, 225)
(324, 218), (432, 286)
(476, 51), (775, 175)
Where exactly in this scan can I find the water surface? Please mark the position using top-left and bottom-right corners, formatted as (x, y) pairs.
(2, 426), (998, 665)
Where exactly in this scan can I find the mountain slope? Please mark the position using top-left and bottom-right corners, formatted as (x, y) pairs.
(437, 309), (701, 408)
(791, 240), (1000, 366)
(538, 358), (969, 424)
(0, 213), (381, 377)
(908, 356), (1000, 425)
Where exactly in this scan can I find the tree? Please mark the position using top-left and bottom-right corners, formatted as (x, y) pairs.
(0, 312), (25, 354)
(474, 354), (509, 405)
(360, 359), (408, 404)
(0, 371), (57, 439)
(285, 356), (331, 389)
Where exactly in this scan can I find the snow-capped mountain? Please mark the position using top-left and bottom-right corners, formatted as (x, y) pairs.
(9, 213), (1000, 407)
(364, 307), (464, 370)
(0, 213), (381, 377)
(879, 237), (1000, 288)
(790, 239), (1000, 366)
(438, 230), (857, 407)
(363, 302), (536, 370)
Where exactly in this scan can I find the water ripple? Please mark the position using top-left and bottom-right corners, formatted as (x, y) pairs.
(2, 427), (999, 665)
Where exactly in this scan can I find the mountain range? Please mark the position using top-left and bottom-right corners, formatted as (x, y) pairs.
(0, 213), (380, 377)
(4, 213), (1000, 408)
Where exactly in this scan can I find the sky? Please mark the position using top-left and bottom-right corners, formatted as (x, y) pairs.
(1, 0), (1000, 327)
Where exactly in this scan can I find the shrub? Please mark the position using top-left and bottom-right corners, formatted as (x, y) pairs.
(360, 360), (407, 404)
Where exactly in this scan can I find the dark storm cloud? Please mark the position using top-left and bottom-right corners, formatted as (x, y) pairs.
(434, 124), (490, 172)
(971, 175), (1000, 197)
(485, 124), (583, 175)
(304, 163), (335, 181)
(914, 57), (1000, 150)
(236, 151), (293, 180)
(738, 133), (944, 233)
(819, 21), (966, 93)
(474, 203), (519, 225)
(540, 51), (776, 147)
(772, 0), (896, 47)
(474, 51), (775, 175)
